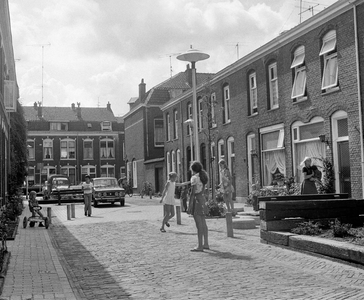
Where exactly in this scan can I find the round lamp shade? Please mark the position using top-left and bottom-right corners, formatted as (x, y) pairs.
(177, 48), (210, 62)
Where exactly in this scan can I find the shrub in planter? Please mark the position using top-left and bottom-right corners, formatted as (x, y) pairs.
(205, 198), (225, 217)
(291, 221), (322, 235)
(4, 195), (23, 221)
(330, 219), (352, 237)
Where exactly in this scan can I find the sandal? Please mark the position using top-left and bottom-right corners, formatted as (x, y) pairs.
(160, 228), (166, 233)
(203, 246), (210, 250)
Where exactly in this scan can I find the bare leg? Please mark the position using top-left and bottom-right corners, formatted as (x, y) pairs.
(193, 215), (204, 250)
(201, 216), (209, 248)
(224, 193), (232, 212)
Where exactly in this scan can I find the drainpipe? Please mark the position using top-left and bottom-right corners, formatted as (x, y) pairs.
(353, 4), (364, 198)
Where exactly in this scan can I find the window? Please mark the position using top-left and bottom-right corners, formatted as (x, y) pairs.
(166, 113), (171, 141)
(227, 137), (235, 172)
(81, 165), (96, 180)
(83, 139), (93, 160)
(171, 150), (176, 172)
(177, 149), (181, 178)
(320, 30), (338, 90)
(198, 98), (203, 131)
(100, 138), (115, 159)
(101, 121), (112, 131)
(187, 102), (192, 135)
(101, 164), (115, 178)
(291, 46), (306, 101)
(173, 110), (178, 139)
(210, 93), (217, 128)
(132, 160), (137, 188)
(260, 124), (286, 186)
(154, 119), (164, 147)
(218, 139), (225, 161)
(61, 166), (76, 185)
(292, 117), (326, 182)
(27, 140), (35, 161)
(60, 139), (76, 159)
(249, 73), (257, 115)
(166, 152), (171, 174)
(268, 62), (278, 109)
(27, 166), (35, 185)
(50, 122), (68, 131)
(43, 139), (53, 160)
(223, 85), (231, 123)
(247, 133), (256, 193)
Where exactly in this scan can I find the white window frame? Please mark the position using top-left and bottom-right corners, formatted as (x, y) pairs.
(227, 136), (235, 173)
(171, 150), (176, 173)
(174, 110), (178, 139)
(81, 165), (96, 179)
(187, 103), (192, 135)
(223, 85), (231, 123)
(43, 138), (53, 160)
(198, 98), (203, 131)
(291, 46), (306, 100)
(268, 62), (278, 109)
(166, 152), (171, 174)
(154, 119), (164, 147)
(210, 93), (217, 128)
(249, 73), (258, 115)
(132, 160), (137, 188)
(100, 138), (115, 159)
(247, 133), (256, 193)
(83, 138), (93, 160)
(101, 164), (115, 178)
(320, 30), (338, 90)
(50, 122), (68, 131)
(177, 149), (181, 178)
(27, 139), (35, 161)
(101, 121), (112, 131)
(166, 113), (171, 141)
(218, 139), (225, 161)
(61, 166), (76, 184)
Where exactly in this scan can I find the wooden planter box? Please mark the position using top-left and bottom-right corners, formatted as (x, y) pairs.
(259, 197), (364, 232)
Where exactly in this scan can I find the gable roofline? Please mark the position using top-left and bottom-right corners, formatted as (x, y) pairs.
(162, 0), (361, 111)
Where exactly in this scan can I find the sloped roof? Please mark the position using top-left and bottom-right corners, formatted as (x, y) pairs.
(23, 106), (117, 122)
(155, 71), (213, 90)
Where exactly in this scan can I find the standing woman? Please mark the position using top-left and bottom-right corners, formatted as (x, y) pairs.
(188, 161), (210, 252)
(82, 175), (93, 217)
(300, 156), (318, 194)
(218, 159), (235, 214)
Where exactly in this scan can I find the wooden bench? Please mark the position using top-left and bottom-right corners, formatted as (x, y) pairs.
(259, 197), (364, 232)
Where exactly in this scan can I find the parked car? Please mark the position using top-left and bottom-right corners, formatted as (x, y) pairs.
(22, 184), (44, 197)
(92, 177), (125, 207)
(43, 174), (83, 201)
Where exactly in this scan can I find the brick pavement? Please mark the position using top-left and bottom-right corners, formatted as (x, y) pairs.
(3, 200), (364, 299)
(47, 202), (364, 300)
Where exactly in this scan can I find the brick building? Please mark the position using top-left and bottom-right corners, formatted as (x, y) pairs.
(0, 0), (19, 202)
(23, 102), (124, 186)
(123, 67), (213, 194)
(162, 0), (364, 201)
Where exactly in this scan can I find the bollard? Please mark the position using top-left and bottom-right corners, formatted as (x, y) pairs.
(58, 191), (61, 206)
(47, 207), (52, 224)
(226, 212), (234, 238)
(67, 205), (71, 220)
(71, 203), (75, 218)
(176, 205), (181, 225)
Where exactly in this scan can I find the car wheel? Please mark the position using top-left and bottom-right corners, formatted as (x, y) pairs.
(29, 221), (35, 228)
(111, 201), (115, 205)
(23, 217), (27, 228)
(120, 199), (125, 206)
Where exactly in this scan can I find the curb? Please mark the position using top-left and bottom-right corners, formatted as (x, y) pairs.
(0, 252), (11, 295)
(261, 230), (364, 266)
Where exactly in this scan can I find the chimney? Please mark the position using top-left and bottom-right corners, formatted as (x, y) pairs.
(107, 101), (111, 111)
(33, 102), (38, 110)
(71, 103), (75, 110)
(139, 78), (146, 103)
(185, 64), (192, 87)
(76, 102), (81, 118)
(37, 105), (42, 119)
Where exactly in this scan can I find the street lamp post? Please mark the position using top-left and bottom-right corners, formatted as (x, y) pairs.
(184, 118), (194, 163)
(177, 47), (209, 162)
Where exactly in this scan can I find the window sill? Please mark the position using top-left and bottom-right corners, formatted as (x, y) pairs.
(100, 158), (115, 160)
(83, 158), (94, 160)
(321, 86), (340, 96)
(248, 113), (258, 118)
(269, 106), (279, 111)
(209, 124), (217, 129)
(154, 145), (164, 148)
(223, 120), (231, 126)
(43, 158), (53, 161)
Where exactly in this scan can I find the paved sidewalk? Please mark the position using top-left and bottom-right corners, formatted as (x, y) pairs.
(0, 203), (78, 300)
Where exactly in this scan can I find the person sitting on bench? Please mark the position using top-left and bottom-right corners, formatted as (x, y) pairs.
(29, 191), (45, 227)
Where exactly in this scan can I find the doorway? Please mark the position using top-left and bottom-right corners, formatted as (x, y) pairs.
(338, 141), (351, 197)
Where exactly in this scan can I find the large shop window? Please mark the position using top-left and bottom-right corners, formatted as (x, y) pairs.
(261, 125), (286, 186)
(292, 118), (326, 183)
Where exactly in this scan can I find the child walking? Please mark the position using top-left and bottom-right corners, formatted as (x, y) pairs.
(82, 175), (93, 217)
(160, 172), (188, 232)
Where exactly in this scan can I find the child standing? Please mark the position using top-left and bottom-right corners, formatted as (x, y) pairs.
(82, 175), (93, 217)
(160, 172), (188, 232)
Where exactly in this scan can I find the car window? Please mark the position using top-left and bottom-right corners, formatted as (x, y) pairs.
(93, 179), (118, 188)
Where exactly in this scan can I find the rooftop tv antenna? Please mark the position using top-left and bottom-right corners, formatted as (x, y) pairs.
(159, 53), (181, 77)
(27, 43), (51, 106)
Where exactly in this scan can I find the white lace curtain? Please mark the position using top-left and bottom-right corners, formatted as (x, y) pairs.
(262, 149), (285, 185)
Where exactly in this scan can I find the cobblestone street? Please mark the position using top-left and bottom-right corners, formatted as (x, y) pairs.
(45, 199), (364, 300)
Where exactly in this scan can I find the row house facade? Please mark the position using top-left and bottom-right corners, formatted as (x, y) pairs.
(0, 0), (19, 202)
(123, 67), (213, 194)
(162, 0), (364, 201)
(24, 102), (124, 186)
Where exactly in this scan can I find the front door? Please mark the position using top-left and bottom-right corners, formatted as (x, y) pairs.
(338, 141), (351, 197)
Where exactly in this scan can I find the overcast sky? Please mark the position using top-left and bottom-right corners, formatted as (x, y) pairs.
(9, 0), (337, 117)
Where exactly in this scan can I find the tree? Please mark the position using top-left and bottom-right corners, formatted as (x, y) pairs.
(8, 102), (28, 196)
